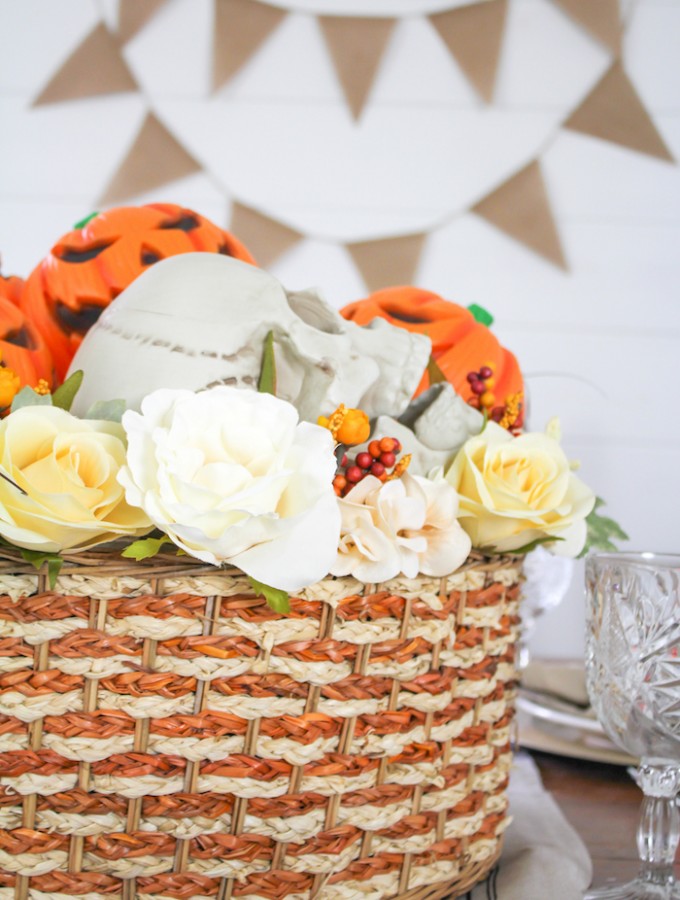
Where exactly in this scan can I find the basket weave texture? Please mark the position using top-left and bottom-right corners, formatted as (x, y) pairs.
(0, 547), (522, 900)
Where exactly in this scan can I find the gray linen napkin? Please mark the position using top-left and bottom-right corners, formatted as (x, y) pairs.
(521, 660), (590, 708)
(464, 752), (592, 899)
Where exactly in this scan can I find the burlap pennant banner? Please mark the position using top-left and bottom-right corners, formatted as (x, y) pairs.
(32, 22), (138, 106)
(347, 233), (426, 292)
(213, 0), (287, 92)
(429, 0), (508, 104)
(563, 61), (674, 162)
(230, 203), (303, 266)
(472, 161), (568, 270)
(552, 0), (621, 54)
(118, 0), (169, 45)
(318, 16), (396, 120)
(97, 113), (203, 206)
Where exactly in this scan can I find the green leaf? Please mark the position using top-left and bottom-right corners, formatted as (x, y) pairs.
(248, 576), (290, 614)
(73, 211), (99, 230)
(11, 386), (52, 412)
(580, 497), (629, 557)
(19, 549), (63, 589)
(85, 398), (127, 423)
(258, 331), (277, 395)
(51, 370), (84, 411)
(467, 303), (494, 327)
(427, 355), (447, 386)
(121, 534), (174, 562)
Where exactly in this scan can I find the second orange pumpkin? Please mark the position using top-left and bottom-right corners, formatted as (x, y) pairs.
(341, 286), (524, 427)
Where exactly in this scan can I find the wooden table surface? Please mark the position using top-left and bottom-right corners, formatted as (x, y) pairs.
(531, 750), (680, 889)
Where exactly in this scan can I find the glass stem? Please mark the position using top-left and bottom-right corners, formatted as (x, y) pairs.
(636, 763), (680, 885)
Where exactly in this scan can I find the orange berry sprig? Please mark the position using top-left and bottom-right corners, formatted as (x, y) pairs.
(333, 436), (410, 497)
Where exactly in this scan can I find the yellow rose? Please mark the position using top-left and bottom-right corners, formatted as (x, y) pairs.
(0, 406), (152, 553)
(445, 421), (595, 556)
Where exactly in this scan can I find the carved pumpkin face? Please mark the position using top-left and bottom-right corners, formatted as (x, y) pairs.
(341, 286), (524, 426)
(0, 295), (54, 398)
(20, 203), (257, 382)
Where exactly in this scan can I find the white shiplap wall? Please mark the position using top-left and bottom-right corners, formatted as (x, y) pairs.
(0, 0), (679, 658)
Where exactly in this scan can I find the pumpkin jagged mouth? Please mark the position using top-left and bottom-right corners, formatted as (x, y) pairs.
(385, 309), (431, 324)
(140, 247), (162, 265)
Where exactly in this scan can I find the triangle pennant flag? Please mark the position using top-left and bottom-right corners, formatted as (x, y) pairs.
(230, 203), (303, 266)
(472, 161), (568, 270)
(118, 0), (168, 45)
(319, 16), (396, 120)
(563, 61), (674, 162)
(33, 22), (138, 106)
(552, 0), (621, 54)
(97, 113), (202, 206)
(213, 0), (287, 92)
(429, 0), (508, 103)
(347, 233), (426, 292)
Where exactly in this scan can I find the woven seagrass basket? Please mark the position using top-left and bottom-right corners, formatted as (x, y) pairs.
(0, 546), (522, 900)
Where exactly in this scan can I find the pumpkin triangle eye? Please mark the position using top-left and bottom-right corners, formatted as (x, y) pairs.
(55, 242), (113, 263)
(55, 302), (104, 335)
(4, 327), (36, 350)
(160, 214), (199, 232)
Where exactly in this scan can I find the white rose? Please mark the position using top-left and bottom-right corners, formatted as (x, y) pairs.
(331, 471), (471, 583)
(0, 406), (152, 552)
(118, 386), (341, 592)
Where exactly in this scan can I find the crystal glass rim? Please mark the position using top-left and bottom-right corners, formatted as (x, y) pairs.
(586, 550), (680, 570)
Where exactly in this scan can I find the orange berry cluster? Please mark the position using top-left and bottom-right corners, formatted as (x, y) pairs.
(333, 436), (402, 497)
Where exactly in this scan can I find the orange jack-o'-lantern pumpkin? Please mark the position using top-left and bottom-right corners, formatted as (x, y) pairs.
(0, 273), (25, 307)
(341, 287), (524, 427)
(0, 295), (54, 407)
(20, 203), (257, 383)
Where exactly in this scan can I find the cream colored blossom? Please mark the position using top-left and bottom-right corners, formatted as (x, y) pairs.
(0, 406), (152, 552)
(445, 421), (595, 556)
(331, 471), (471, 583)
(118, 386), (341, 592)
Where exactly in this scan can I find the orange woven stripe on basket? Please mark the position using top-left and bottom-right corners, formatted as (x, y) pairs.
(0, 546), (522, 899)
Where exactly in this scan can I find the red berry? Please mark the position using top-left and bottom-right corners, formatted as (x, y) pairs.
(356, 451), (372, 469)
(466, 371), (479, 384)
(392, 439), (401, 453)
(379, 436), (396, 453)
(370, 462), (385, 477)
(491, 406), (505, 422)
(345, 465), (363, 484)
(380, 452), (396, 468)
(470, 380), (485, 395)
(368, 440), (382, 459)
(479, 366), (493, 380)
(340, 454), (349, 468)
